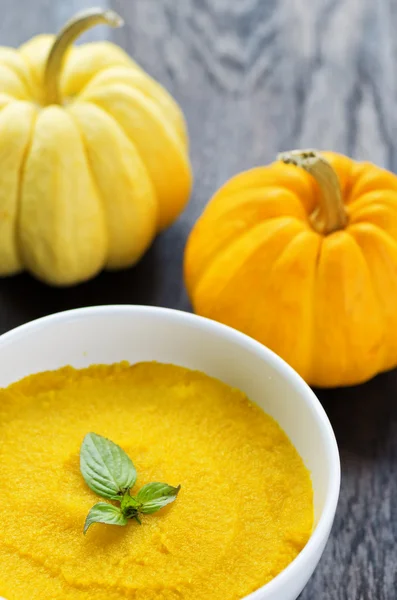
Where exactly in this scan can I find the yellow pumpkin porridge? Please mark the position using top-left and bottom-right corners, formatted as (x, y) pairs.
(0, 362), (313, 600)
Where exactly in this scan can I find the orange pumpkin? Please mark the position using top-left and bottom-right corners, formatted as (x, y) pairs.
(184, 149), (397, 387)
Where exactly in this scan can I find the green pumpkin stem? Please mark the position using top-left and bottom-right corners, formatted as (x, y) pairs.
(278, 149), (348, 235)
(43, 8), (124, 106)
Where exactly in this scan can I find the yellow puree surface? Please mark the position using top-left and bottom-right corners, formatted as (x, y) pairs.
(0, 362), (313, 600)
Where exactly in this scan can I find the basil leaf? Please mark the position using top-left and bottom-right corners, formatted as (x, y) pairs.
(80, 433), (137, 500)
(137, 482), (181, 514)
(83, 503), (127, 534)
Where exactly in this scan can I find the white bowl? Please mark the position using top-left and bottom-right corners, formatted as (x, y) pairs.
(0, 305), (340, 600)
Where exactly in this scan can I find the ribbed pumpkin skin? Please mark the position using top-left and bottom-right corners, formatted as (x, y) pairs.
(0, 36), (191, 285)
(184, 152), (397, 387)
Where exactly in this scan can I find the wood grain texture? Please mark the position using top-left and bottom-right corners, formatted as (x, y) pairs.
(1, 0), (397, 598)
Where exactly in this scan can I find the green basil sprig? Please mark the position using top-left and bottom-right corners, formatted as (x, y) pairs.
(80, 433), (180, 534)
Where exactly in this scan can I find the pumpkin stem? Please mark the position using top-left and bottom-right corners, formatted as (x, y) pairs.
(277, 149), (348, 235)
(43, 7), (124, 105)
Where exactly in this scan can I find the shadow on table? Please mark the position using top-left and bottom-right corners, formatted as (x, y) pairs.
(0, 220), (191, 334)
(0, 242), (163, 334)
(315, 368), (397, 459)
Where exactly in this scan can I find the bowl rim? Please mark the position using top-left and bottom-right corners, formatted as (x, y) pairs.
(0, 305), (340, 599)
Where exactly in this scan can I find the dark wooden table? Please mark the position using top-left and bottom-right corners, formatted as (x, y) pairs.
(2, 1), (397, 598)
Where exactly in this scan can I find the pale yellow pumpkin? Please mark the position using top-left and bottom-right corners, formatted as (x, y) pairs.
(185, 150), (397, 388)
(0, 8), (192, 285)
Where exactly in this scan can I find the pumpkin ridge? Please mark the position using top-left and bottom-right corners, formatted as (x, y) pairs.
(60, 40), (136, 100)
(304, 233), (323, 384)
(347, 230), (387, 372)
(83, 82), (186, 153)
(309, 234), (349, 387)
(0, 48), (37, 101)
(0, 64), (32, 101)
(245, 229), (319, 368)
(184, 190), (309, 295)
(79, 65), (188, 150)
(67, 100), (158, 269)
(347, 163), (397, 203)
(349, 223), (397, 371)
(67, 105), (112, 269)
(79, 87), (153, 196)
(16, 103), (38, 246)
(311, 231), (384, 386)
(66, 102), (110, 263)
(83, 82), (192, 231)
(348, 203), (397, 235)
(191, 217), (306, 315)
(185, 214), (307, 298)
(349, 221), (397, 248)
(14, 103), (38, 273)
(347, 192), (397, 240)
(209, 164), (317, 210)
(349, 201), (397, 218)
(348, 190), (397, 214)
(197, 186), (309, 223)
(0, 102), (37, 275)
(19, 107), (108, 285)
